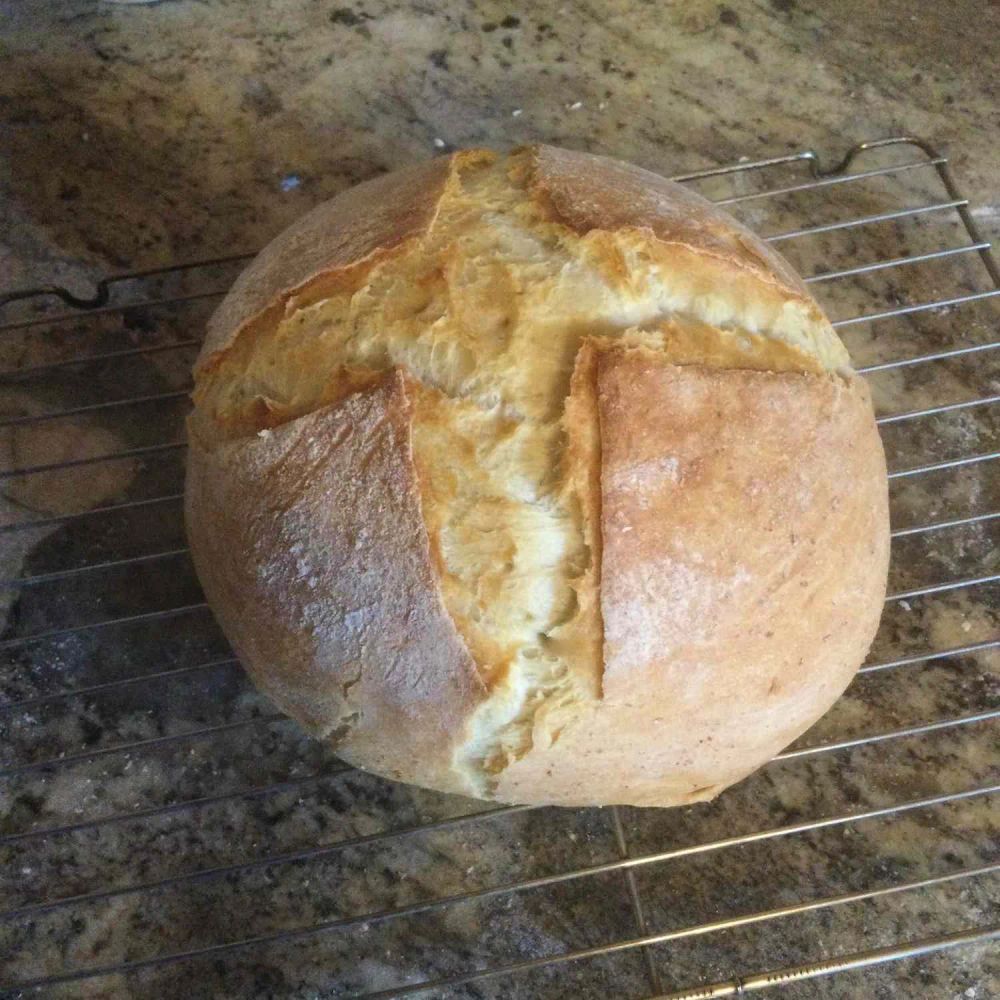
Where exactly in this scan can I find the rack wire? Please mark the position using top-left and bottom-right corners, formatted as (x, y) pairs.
(0, 136), (998, 998)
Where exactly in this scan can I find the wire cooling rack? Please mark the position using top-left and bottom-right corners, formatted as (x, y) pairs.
(0, 136), (998, 999)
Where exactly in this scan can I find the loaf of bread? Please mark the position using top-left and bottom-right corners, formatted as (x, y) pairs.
(186, 145), (889, 807)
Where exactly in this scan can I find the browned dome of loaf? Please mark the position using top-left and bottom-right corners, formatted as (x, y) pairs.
(186, 145), (889, 807)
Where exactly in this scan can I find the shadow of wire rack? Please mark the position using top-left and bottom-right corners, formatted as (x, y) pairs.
(0, 136), (998, 999)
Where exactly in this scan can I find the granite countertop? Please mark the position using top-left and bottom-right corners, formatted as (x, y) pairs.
(2, 0), (998, 279)
(1, 2), (998, 998)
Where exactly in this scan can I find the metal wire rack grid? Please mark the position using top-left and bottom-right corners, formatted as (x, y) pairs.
(0, 135), (997, 998)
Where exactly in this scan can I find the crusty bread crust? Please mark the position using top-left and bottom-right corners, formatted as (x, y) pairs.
(186, 145), (889, 806)
(196, 154), (458, 371)
(186, 370), (485, 792)
(524, 144), (814, 302)
(194, 145), (842, 394)
(494, 349), (888, 805)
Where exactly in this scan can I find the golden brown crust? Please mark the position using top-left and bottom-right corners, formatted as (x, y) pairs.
(196, 154), (459, 374)
(198, 143), (831, 391)
(185, 370), (485, 792)
(494, 349), (889, 806)
(522, 144), (813, 302)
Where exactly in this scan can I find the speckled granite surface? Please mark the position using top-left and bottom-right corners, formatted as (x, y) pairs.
(0, 2), (998, 998)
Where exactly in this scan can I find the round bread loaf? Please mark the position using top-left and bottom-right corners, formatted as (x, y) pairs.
(186, 145), (889, 807)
